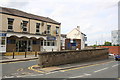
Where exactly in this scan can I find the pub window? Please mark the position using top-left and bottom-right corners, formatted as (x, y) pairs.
(7, 39), (15, 44)
(44, 40), (46, 46)
(21, 21), (28, 32)
(47, 41), (50, 46)
(46, 25), (51, 34)
(1, 37), (6, 45)
(51, 41), (55, 46)
(36, 23), (40, 33)
(32, 40), (37, 44)
(41, 40), (43, 46)
(8, 18), (14, 30)
(56, 27), (59, 34)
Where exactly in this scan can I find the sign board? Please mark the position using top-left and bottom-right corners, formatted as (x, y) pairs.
(47, 36), (56, 40)
(0, 33), (7, 37)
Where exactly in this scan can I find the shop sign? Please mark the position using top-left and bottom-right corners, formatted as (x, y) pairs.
(47, 36), (56, 40)
(0, 33), (7, 37)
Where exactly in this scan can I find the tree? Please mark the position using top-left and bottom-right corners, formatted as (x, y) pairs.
(104, 41), (112, 46)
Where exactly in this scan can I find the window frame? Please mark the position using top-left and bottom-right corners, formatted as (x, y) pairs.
(22, 21), (28, 32)
(46, 25), (51, 34)
(56, 27), (59, 34)
(36, 23), (40, 33)
(8, 18), (14, 30)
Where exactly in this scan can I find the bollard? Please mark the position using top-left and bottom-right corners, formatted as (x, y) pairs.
(35, 51), (37, 57)
(25, 50), (27, 58)
(13, 51), (15, 59)
(52, 48), (53, 52)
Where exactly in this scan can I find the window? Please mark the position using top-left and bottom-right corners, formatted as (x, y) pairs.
(8, 18), (14, 30)
(44, 40), (46, 46)
(46, 25), (51, 34)
(32, 40), (36, 44)
(21, 21), (28, 32)
(41, 40), (43, 46)
(47, 41), (50, 46)
(43, 40), (56, 46)
(56, 27), (59, 34)
(51, 41), (55, 46)
(1, 37), (6, 45)
(36, 23), (40, 33)
(7, 39), (15, 44)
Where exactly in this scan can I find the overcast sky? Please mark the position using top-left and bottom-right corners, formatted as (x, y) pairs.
(0, 0), (119, 45)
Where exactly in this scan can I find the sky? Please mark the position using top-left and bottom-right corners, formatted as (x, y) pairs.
(0, 0), (119, 45)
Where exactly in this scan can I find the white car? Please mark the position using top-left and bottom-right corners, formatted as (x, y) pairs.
(108, 53), (114, 56)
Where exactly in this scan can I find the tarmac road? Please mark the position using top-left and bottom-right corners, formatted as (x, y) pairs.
(2, 55), (119, 79)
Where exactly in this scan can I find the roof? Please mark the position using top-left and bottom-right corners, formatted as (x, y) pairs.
(61, 34), (67, 38)
(0, 7), (61, 25)
(67, 28), (86, 36)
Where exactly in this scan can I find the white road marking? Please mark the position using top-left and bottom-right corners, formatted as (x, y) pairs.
(94, 67), (109, 73)
(45, 71), (59, 75)
(112, 64), (119, 67)
(17, 73), (44, 78)
(69, 73), (91, 78)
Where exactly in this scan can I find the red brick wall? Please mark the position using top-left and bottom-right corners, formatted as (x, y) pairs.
(99, 46), (120, 55)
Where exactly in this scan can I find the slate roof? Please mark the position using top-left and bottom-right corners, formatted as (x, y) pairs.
(0, 7), (61, 25)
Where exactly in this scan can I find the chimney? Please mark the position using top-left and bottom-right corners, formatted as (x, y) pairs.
(77, 26), (80, 30)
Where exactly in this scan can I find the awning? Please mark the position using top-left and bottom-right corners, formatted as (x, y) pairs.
(7, 32), (46, 40)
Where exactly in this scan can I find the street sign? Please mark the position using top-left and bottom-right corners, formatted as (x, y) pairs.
(0, 33), (7, 36)
(47, 36), (56, 40)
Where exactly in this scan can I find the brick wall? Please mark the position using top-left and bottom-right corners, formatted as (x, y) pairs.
(38, 48), (109, 68)
(99, 46), (120, 55)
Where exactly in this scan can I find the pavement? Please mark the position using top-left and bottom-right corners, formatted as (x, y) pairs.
(0, 55), (38, 63)
(1, 55), (118, 78)
(28, 58), (114, 74)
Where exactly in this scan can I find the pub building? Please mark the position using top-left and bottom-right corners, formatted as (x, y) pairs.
(0, 7), (61, 53)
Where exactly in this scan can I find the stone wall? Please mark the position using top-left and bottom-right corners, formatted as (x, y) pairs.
(38, 48), (109, 68)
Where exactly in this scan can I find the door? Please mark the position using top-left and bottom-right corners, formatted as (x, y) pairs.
(19, 40), (27, 52)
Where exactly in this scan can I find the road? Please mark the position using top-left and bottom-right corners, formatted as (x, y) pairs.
(2, 56), (120, 79)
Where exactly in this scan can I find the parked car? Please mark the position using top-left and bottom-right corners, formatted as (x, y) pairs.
(115, 55), (120, 61)
(108, 53), (114, 56)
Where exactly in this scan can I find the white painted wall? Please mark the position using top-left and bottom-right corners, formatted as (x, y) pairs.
(41, 46), (57, 52)
(67, 26), (86, 49)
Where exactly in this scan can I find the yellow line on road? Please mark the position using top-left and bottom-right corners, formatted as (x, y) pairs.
(60, 61), (114, 72)
(28, 65), (45, 73)
(17, 68), (23, 71)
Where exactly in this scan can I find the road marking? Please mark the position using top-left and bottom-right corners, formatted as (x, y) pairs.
(60, 61), (113, 72)
(112, 64), (119, 67)
(28, 65), (45, 73)
(69, 73), (91, 78)
(17, 68), (23, 71)
(94, 67), (108, 73)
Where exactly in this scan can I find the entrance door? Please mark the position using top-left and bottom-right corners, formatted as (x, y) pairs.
(19, 40), (27, 52)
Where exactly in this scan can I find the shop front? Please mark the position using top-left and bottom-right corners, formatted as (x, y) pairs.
(6, 33), (46, 52)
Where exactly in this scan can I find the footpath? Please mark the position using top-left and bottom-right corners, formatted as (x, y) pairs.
(0, 55), (38, 63)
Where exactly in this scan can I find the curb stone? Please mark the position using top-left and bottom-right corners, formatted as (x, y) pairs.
(0, 58), (38, 63)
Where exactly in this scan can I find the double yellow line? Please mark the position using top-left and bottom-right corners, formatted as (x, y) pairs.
(28, 61), (114, 73)
(60, 61), (114, 72)
(28, 65), (45, 73)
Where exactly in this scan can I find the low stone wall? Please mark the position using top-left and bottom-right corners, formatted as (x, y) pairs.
(38, 48), (109, 68)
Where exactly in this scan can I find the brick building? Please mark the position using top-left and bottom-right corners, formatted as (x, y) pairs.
(99, 46), (120, 55)
(0, 7), (61, 53)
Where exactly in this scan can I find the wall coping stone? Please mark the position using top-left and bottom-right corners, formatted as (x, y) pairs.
(38, 48), (109, 55)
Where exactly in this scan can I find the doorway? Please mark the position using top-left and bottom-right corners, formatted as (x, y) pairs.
(16, 40), (32, 52)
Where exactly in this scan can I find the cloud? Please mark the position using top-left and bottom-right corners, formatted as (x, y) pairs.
(0, 0), (119, 45)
